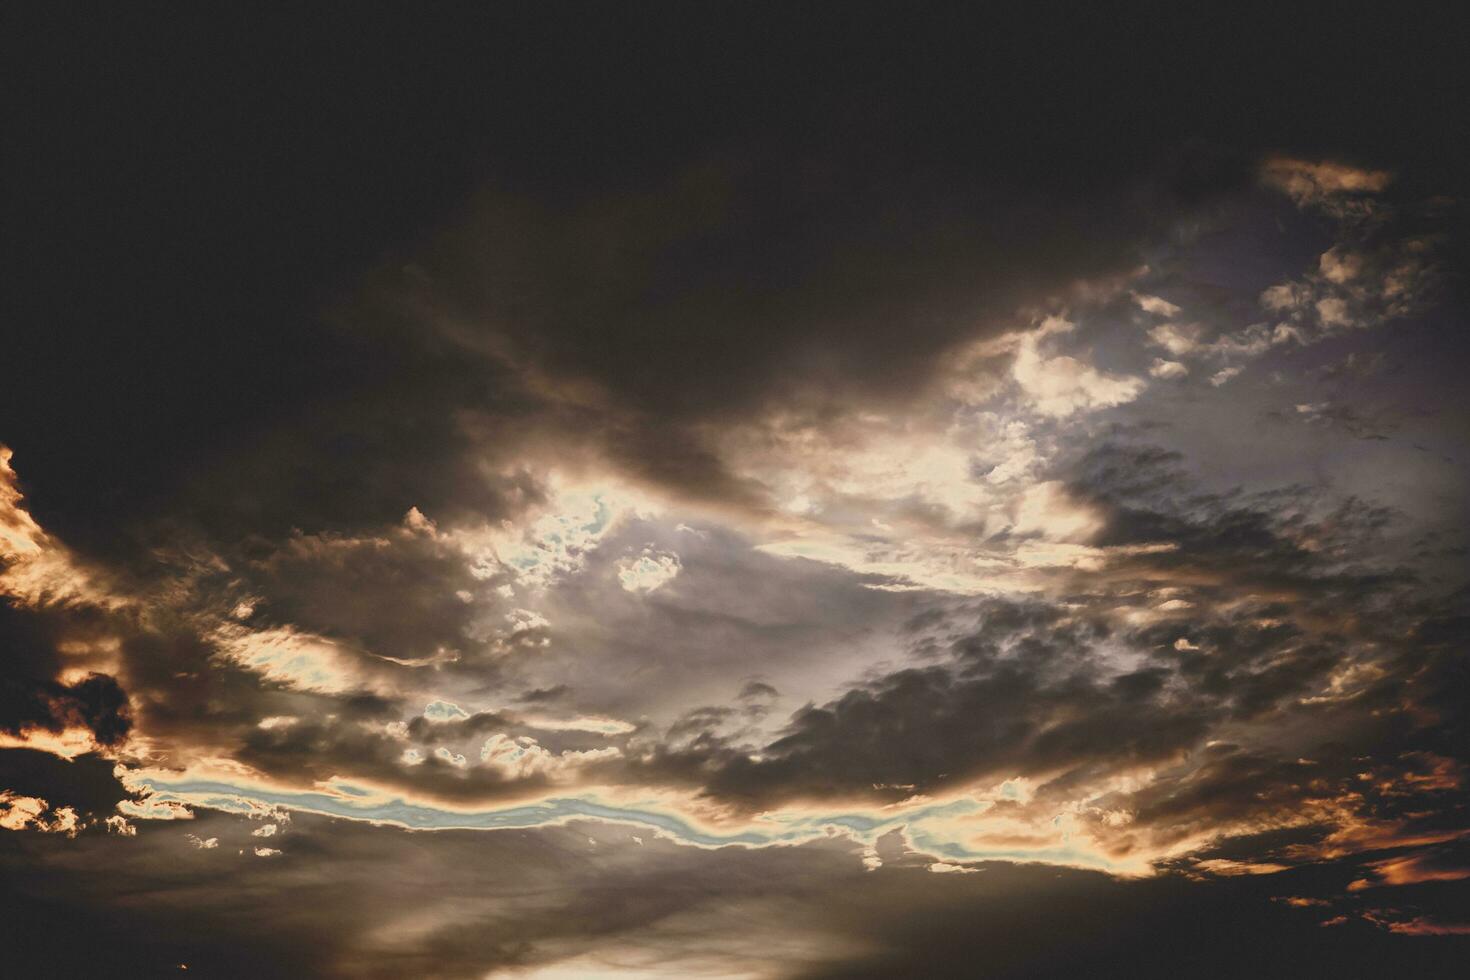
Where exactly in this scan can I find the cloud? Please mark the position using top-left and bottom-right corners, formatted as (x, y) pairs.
(1133, 293), (1182, 317)
(115, 799), (193, 826)
(213, 626), (380, 697)
(1148, 359), (1189, 380)
(1318, 246), (1364, 284)
(4, 11), (1467, 976)
(472, 480), (647, 591)
(583, 440), (1470, 880)
(0, 790), (80, 835)
(1384, 917), (1470, 936)
(615, 548), (682, 594)
(1146, 322), (1204, 357)
(1128, 162), (1447, 407)
(1011, 481), (1103, 543)
(1209, 366), (1242, 387)
(9, 803), (1463, 979)
(1270, 401), (1397, 441)
(478, 733), (621, 780)
(1259, 157), (1392, 213)
(1011, 318), (1145, 417)
(0, 670), (132, 751)
(1350, 851), (1470, 889)
(424, 700), (470, 722)
(0, 447), (117, 610)
(229, 515), (502, 667)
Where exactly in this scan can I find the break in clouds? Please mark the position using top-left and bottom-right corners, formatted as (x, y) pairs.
(4, 8), (1468, 978)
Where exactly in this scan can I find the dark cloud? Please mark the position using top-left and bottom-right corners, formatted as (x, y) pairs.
(3, 807), (1467, 979)
(616, 598), (1197, 807)
(739, 680), (779, 701)
(1264, 401), (1400, 442)
(1067, 441), (1408, 590)
(1316, 350), (1390, 381)
(14, 5), (1465, 554)
(234, 522), (499, 666)
(376, 168), (1161, 422)
(0, 749), (133, 821)
(0, 599), (132, 746)
(0, 596), (61, 682)
(791, 860), (1470, 980)
(0, 671), (133, 747)
(515, 684), (569, 704)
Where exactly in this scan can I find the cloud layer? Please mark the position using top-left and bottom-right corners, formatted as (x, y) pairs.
(4, 7), (1468, 976)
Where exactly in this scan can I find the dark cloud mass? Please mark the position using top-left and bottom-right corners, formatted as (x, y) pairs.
(2, 5), (1468, 978)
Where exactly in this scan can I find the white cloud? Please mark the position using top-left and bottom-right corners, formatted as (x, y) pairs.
(1146, 322), (1205, 357)
(434, 747), (469, 768)
(424, 700), (470, 722)
(402, 506), (437, 535)
(463, 478), (657, 590)
(105, 815), (136, 836)
(1148, 359), (1188, 380)
(213, 625), (373, 696)
(1319, 247), (1363, 283)
(117, 797), (194, 821)
(479, 734), (551, 778)
(476, 607), (553, 655)
(615, 548), (682, 594)
(1209, 366), (1243, 387)
(1012, 320), (1144, 417)
(521, 714), (637, 736)
(1260, 285), (1302, 313)
(1012, 481), (1103, 544)
(1133, 293), (1182, 317)
(479, 733), (621, 780)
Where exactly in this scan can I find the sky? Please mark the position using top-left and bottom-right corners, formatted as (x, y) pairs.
(3, 6), (1469, 978)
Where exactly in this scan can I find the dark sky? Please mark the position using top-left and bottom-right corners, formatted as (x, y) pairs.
(3, 5), (1468, 977)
